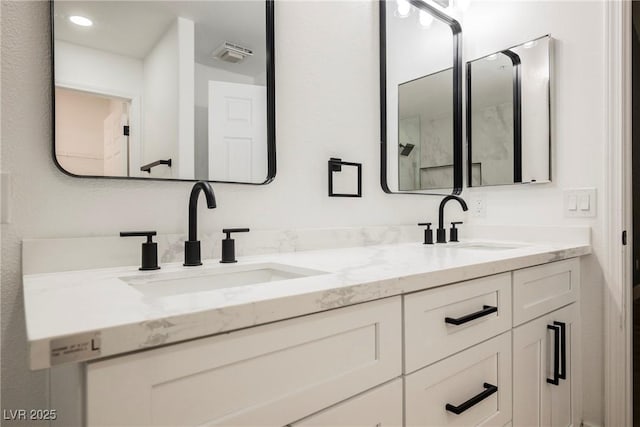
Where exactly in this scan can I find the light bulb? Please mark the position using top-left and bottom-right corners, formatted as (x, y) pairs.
(486, 54), (498, 61)
(419, 10), (433, 28)
(396, 0), (411, 18)
(523, 40), (538, 49)
(455, 0), (471, 12)
(69, 15), (93, 27)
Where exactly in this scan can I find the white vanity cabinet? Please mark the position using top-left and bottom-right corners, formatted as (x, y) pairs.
(512, 259), (581, 427)
(79, 258), (582, 427)
(289, 379), (403, 427)
(402, 257), (580, 427)
(86, 297), (402, 426)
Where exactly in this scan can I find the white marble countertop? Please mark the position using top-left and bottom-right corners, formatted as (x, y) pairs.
(23, 238), (590, 369)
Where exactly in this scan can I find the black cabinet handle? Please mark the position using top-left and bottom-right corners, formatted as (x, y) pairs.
(445, 383), (498, 415)
(445, 305), (498, 326)
(554, 321), (567, 380)
(547, 323), (561, 385)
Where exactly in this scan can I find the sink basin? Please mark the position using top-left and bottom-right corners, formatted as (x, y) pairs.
(120, 263), (328, 298)
(449, 242), (525, 251)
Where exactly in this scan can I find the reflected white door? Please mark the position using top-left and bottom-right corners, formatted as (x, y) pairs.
(103, 101), (129, 177)
(208, 81), (267, 182)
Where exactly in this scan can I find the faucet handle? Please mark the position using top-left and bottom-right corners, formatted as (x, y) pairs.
(417, 223), (433, 245)
(120, 231), (160, 271)
(221, 228), (250, 263)
(120, 230), (157, 241)
(449, 221), (463, 242)
(222, 228), (250, 238)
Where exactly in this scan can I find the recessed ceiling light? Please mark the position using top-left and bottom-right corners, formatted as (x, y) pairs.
(69, 15), (93, 27)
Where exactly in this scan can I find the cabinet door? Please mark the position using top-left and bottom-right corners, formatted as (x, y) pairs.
(289, 379), (402, 427)
(85, 297), (401, 427)
(513, 303), (581, 427)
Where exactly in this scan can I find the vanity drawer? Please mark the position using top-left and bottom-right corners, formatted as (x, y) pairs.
(405, 331), (512, 427)
(289, 379), (402, 427)
(512, 258), (579, 326)
(85, 297), (401, 427)
(404, 273), (511, 373)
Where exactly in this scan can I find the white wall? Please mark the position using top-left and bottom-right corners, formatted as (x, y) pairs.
(142, 17), (194, 180)
(54, 40), (143, 99)
(461, 1), (605, 424)
(1, 2), (448, 421)
(177, 18), (195, 181)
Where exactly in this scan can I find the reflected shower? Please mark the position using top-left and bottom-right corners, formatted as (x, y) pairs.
(399, 143), (415, 156)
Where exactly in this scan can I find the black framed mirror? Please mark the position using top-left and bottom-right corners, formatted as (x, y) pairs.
(51, 0), (275, 184)
(466, 35), (551, 187)
(379, 0), (462, 195)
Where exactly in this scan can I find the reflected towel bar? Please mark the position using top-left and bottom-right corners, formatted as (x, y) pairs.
(140, 159), (172, 173)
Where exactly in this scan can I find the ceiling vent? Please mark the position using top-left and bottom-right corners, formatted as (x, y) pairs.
(212, 42), (253, 63)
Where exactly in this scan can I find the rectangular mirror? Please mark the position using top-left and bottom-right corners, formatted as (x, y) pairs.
(466, 35), (551, 187)
(52, 0), (275, 184)
(380, 0), (462, 195)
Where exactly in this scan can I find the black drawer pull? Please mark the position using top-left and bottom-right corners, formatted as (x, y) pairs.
(445, 382), (498, 415)
(445, 305), (498, 325)
(554, 321), (567, 380)
(547, 323), (561, 385)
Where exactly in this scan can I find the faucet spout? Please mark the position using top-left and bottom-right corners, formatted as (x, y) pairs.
(437, 195), (468, 243)
(188, 181), (216, 241)
(185, 181), (216, 266)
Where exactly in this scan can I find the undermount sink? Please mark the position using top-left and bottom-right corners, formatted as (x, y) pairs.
(120, 263), (328, 298)
(448, 242), (525, 251)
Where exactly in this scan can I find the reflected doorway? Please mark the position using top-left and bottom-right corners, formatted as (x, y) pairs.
(55, 87), (132, 177)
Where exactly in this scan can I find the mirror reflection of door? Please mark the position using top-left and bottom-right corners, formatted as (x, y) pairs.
(208, 81), (267, 182)
(55, 87), (131, 177)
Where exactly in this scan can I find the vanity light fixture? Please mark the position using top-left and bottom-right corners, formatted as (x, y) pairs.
(395, 0), (411, 18)
(69, 15), (93, 27)
(523, 40), (538, 49)
(419, 10), (434, 28)
(455, 0), (472, 12)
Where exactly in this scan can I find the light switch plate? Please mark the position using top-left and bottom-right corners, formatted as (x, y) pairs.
(564, 188), (596, 217)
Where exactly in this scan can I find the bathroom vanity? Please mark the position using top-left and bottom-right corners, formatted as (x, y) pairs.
(22, 228), (588, 426)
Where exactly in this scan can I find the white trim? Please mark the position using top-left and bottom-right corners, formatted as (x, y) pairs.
(604, 1), (633, 426)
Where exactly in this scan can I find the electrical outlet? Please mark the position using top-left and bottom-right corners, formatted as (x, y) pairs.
(469, 194), (486, 218)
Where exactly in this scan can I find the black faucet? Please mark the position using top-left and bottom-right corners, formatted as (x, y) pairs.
(436, 195), (468, 243)
(184, 181), (217, 266)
